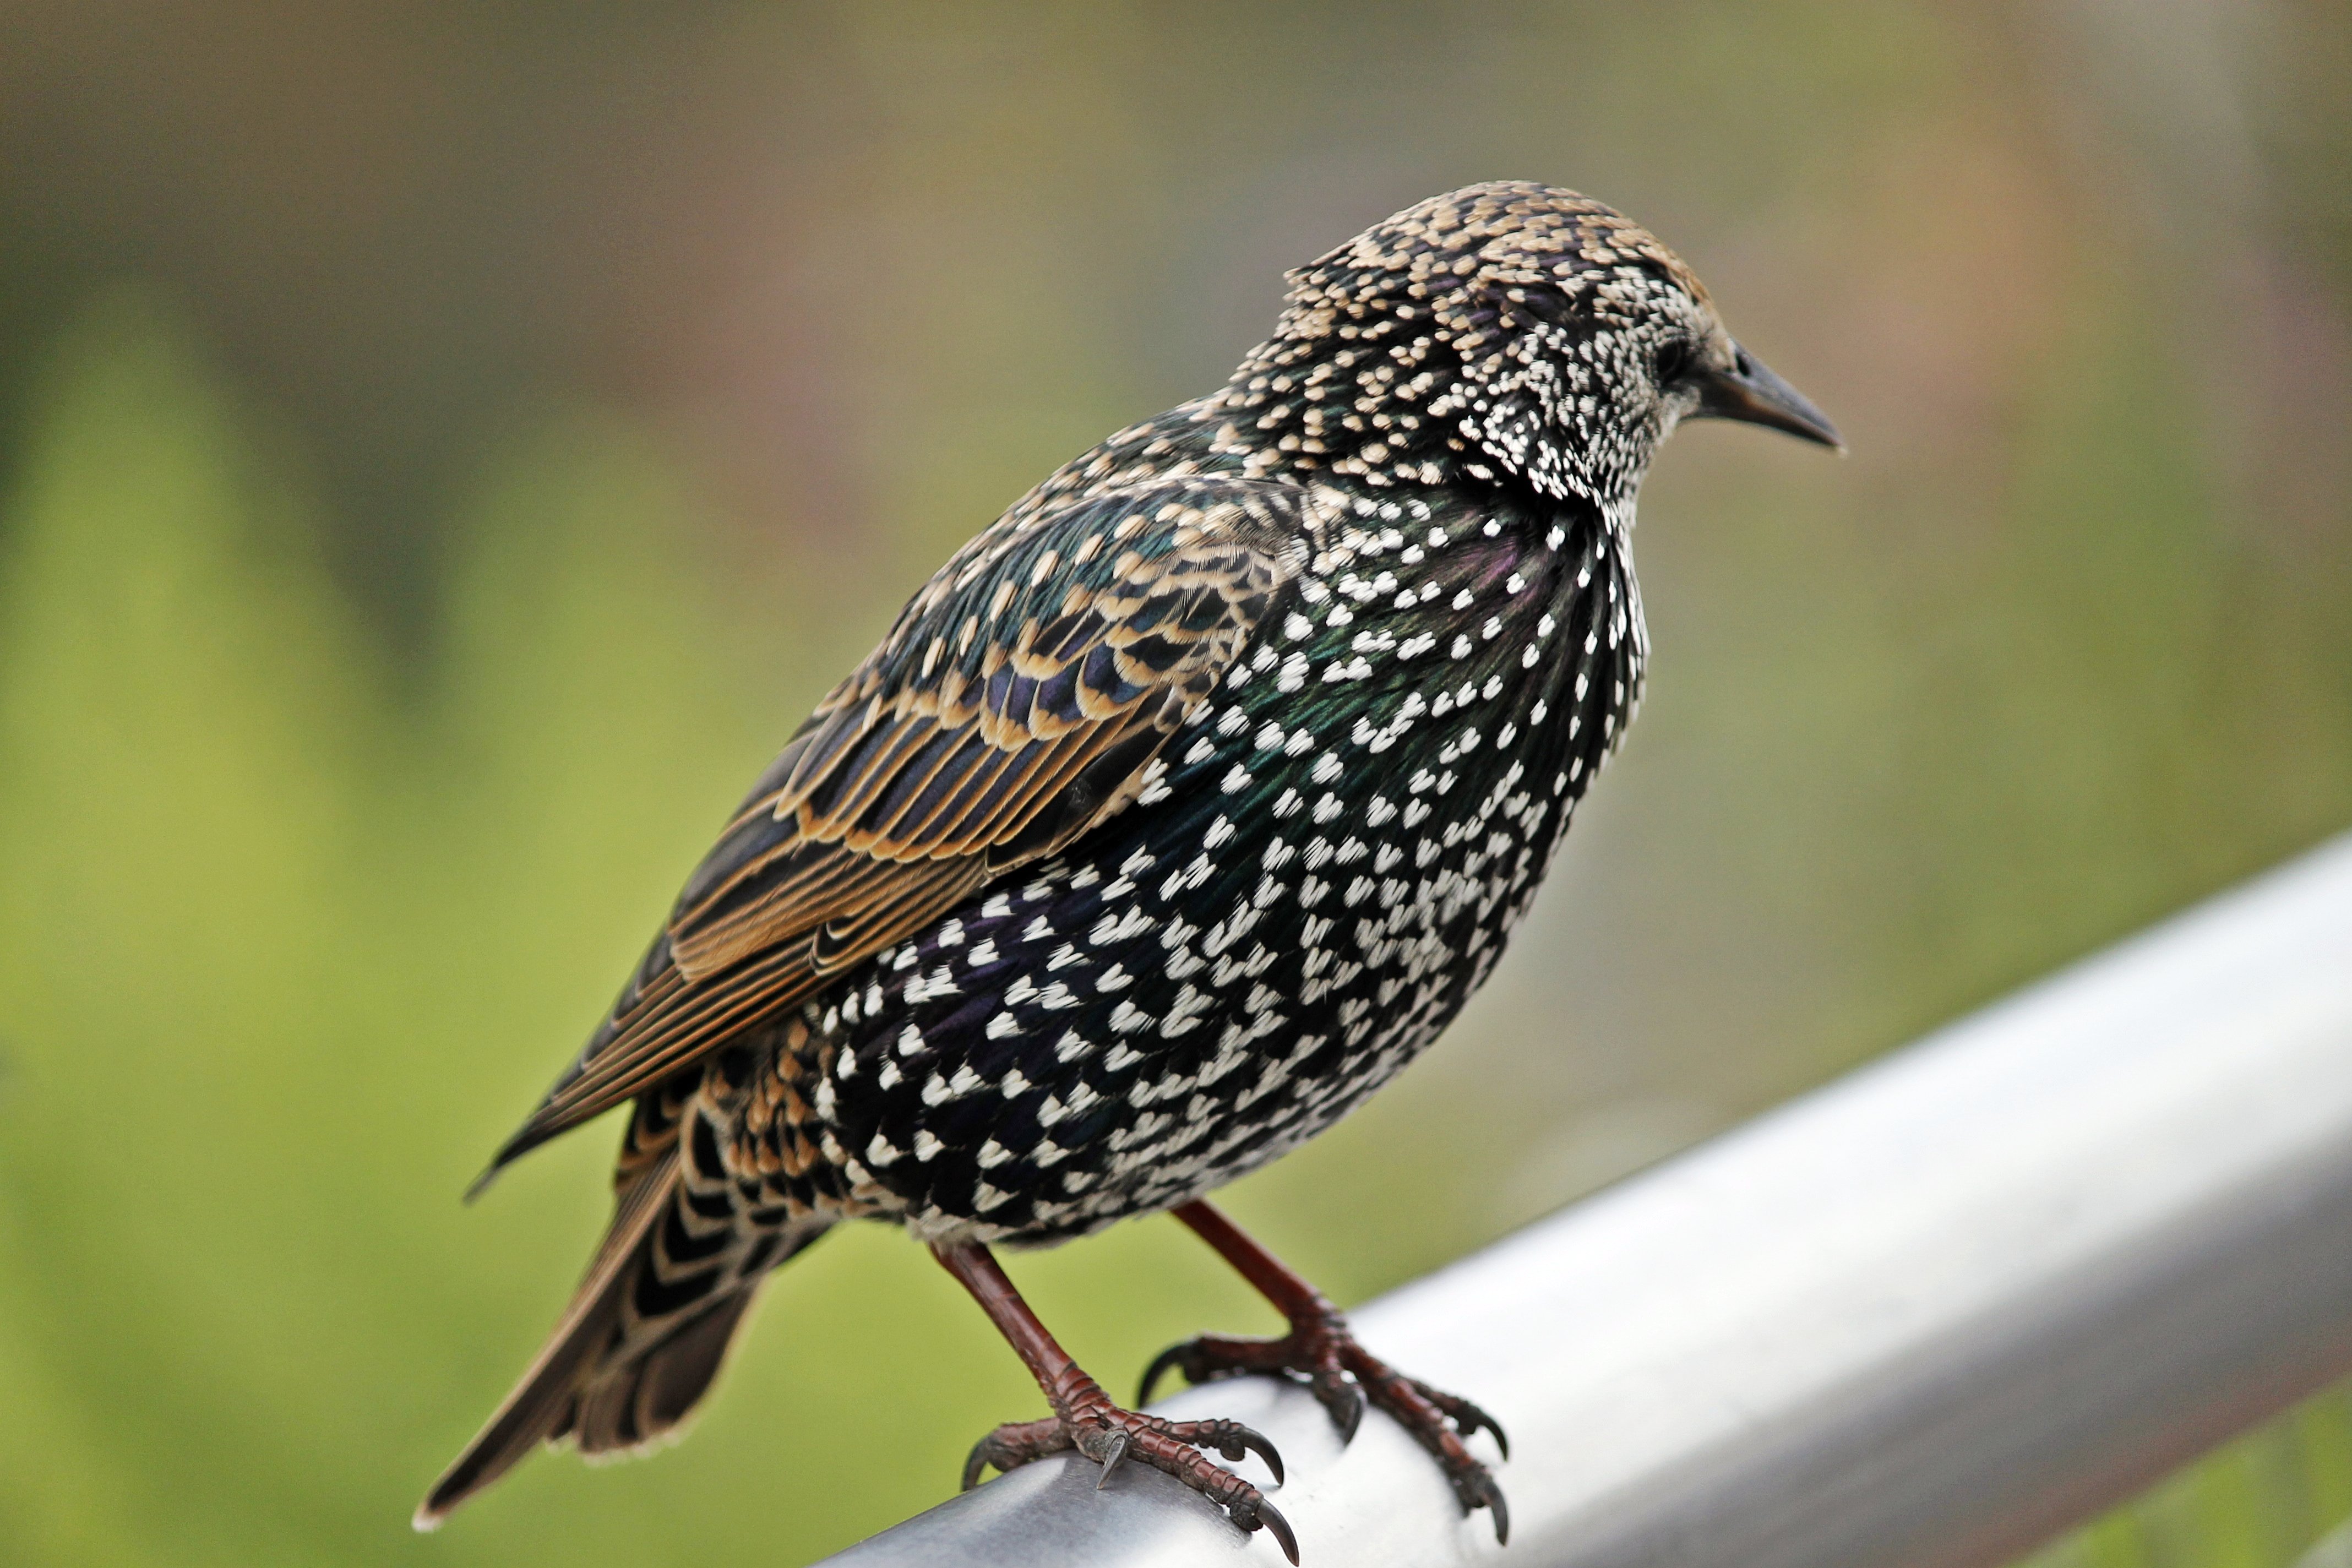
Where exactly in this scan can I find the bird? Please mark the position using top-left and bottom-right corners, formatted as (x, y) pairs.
(415, 181), (1839, 1560)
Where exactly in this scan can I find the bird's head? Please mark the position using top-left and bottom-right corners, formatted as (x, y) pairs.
(1228, 181), (1839, 512)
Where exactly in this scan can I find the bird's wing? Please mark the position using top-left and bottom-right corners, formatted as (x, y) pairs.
(480, 476), (1315, 1175)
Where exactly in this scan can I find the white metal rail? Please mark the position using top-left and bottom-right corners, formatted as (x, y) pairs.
(814, 833), (2352, 1568)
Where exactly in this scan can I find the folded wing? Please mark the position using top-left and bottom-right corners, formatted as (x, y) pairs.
(480, 477), (1314, 1176)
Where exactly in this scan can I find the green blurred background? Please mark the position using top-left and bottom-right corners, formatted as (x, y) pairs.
(1, 3), (2348, 1564)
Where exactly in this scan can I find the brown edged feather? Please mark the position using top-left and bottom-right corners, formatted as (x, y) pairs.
(474, 478), (1317, 1180)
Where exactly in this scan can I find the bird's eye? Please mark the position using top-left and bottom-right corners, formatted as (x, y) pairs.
(1653, 341), (1694, 386)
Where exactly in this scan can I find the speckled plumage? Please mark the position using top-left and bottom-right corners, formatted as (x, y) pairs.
(421, 182), (1838, 1544)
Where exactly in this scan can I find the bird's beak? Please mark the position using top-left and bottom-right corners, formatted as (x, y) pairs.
(1690, 342), (1843, 450)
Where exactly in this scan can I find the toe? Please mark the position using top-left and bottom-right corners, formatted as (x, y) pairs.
(961, 1417), (1074, 1489)
(1411, 1379), (1509, 1459)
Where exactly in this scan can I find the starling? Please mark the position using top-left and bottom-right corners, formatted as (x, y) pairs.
(416, 182), (1839, 1558)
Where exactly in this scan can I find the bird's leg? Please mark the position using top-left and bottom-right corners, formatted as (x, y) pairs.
(1141, 1201), (1509, 1543)
(932, 1239), (1299, 1564)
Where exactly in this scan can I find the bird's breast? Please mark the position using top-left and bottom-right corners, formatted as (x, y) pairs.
(802, 493), (1643, 1244)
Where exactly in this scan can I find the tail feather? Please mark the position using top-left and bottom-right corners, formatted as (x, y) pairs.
(415, 1162), (674, 1528)
(568, 1287), (755, 1456)
(415, 1154), (825, 1531)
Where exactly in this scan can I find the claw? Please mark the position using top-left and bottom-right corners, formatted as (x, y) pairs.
(1483, 1478), (1511, 1545)
(1467, 1404), (1510, 1462)
(962, 1395), (1291, 1552)
(1130, 1312), (1509, 1556)
(1095, 1429), (1128, 1490)
(1235, 1495), (1300, 1565)
(1400, 1374), (1510, 1461)
(1234, 1423), (1284, 1488)
(1428, 1384), (1507, 1460)
(1185, 1417), (1285, 1487)
(1138, 1341), (1190, 1405)
(1452, 1468), (1510, 1544)
(1311, 1372), (1365, 1445)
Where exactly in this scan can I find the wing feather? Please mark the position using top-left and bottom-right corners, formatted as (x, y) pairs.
(478, 478), (1314, 1176)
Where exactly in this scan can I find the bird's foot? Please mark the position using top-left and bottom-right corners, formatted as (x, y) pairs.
(962, 1371), (1298, 1564)
(1140, 1295), (1509, 1544)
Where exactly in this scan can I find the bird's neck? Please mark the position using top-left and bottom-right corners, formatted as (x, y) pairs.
(1191, 332), (1493, 494)
(1189, 336), (1640, 523)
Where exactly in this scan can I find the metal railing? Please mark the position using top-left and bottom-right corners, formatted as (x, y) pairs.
(814, 833), (2352, 1568)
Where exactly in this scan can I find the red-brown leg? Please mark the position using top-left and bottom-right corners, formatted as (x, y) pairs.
(933, 1239), (1299, 1564)
(1142, 1201), (1510, 1543)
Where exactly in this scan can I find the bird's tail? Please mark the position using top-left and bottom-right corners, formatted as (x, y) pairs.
(415, 1153), (827, 1529)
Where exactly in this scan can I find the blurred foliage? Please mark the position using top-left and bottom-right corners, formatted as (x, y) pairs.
(2024, 1384), (2352, 1568)
(0, 305), (1277, 1564)
(0, 3), (2348, 1566)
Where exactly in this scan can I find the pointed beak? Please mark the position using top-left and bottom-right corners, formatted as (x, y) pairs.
(1690, 342), (1843, 450)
